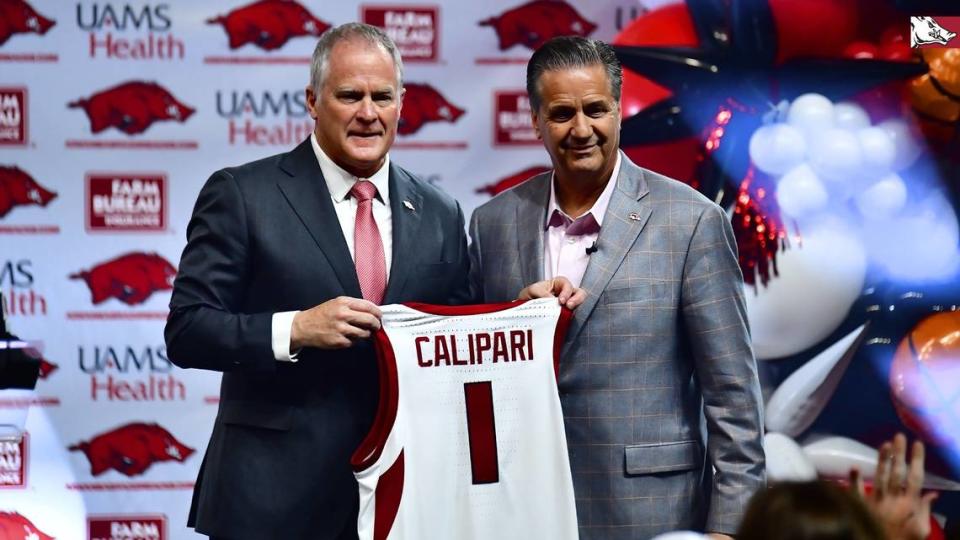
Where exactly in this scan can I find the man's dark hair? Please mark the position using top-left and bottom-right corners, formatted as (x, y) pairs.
(526, 36), (622, 111)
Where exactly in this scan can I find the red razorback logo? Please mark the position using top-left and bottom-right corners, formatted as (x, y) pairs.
(69, 422), (195, 477)
(476, 166), (550, 196)
(68, 81), (195, 135)
(0, 165), (56, 218)
(399, 83), (465, 135)
(0, 511), (54, 540)
(0, 0), (55, 47)
(207, 0), (331, 51)
(479, 0), (596, 51)
(69, 251), (177, 306)
(38, 357), (57, 379)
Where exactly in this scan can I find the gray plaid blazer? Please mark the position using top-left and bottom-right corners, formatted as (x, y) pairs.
(467, 153), (765, 539)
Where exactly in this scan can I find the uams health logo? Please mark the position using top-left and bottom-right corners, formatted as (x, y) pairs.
(89, 515), (166, 540)
(0, 0), (55, 46)
(0, 89), (26, 146)
(0, 511), (53, 540)
(80, 344), (185, 402)
(0, 435), (27, 488)
(363, 5), (439, 62)
(70, 252), (176, 306)
(1, 259), (46, 317)
(69, 81), (194, 135)
(70, 423), (194, 477)
(217, 89), (311, 146)
(911, 16), (960, 48)
(479, 0), (595, 51)
(86, 173), (166, 231)
(494, 90), (537, 146)
(77, 3), (184, 60)
(207, 0), (330, 51)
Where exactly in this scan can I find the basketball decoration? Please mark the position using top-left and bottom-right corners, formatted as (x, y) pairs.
(889, 310), (960, 446)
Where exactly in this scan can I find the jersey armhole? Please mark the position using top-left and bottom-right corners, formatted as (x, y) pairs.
(351, 328), (400, 472)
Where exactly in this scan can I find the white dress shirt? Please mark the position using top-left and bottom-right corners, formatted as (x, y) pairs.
(272, 133), (394, 361)
(543, 152), (621, 288)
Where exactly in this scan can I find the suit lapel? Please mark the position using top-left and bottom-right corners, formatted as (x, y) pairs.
(564, 157), (652, 353)
(276, 139), (362, 298)
(383, 164), (424, 304)
(516, 174), (551, 287)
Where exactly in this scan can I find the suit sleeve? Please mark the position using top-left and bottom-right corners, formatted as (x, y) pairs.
(164, 170), (276, 373)
(680, 203), (766, 534)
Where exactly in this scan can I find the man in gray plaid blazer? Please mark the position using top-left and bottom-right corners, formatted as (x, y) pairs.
(468, 37), (765, 539)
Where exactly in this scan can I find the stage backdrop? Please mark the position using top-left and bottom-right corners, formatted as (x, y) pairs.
(0, 0), (649, 538)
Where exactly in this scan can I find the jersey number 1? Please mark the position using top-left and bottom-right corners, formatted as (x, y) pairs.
(463, 381), (500, 484)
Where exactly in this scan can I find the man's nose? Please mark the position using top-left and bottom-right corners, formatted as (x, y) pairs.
(357, 98), (377, 122)
(570, 112), (591, 139)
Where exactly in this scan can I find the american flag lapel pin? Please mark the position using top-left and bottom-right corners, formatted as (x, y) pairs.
(403, 200), (415, 212)
(628, 212), (641, 221)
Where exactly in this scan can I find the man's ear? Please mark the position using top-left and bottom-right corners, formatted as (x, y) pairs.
(305, 86), (318, 120)
(531, 110), (542, 140)
(398, 86), (406, 116)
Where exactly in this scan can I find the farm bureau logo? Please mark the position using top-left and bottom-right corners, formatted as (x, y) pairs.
(1, 259), (45, 317)
(86, 173), (166, 231)
(88, 515), (166, 540)
(363, 5), (439, 62)
(70, 252), (176, 306)
(0, 435), (27, 488)
(207, 0), (330, 51)
(69, 81), (194, 135)
(77, 3), (184, 60)
(79, 344), (185, 402)
(70, 422), (194, 477)
(216, 89), (311, 146)
(494, 90), (537, 145)
(0, 89), (27, 146)
(0, 0), (55, 46)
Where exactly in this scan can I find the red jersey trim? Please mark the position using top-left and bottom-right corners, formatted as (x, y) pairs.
(351, 330), (401, 472)
(402, 300), (524, 315)
(373, 450), (404, 540)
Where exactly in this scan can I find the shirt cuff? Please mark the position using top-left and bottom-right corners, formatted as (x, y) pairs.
(272, 311), (301, 362)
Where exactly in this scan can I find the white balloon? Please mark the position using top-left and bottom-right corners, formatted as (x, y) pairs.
(775, 164), (828, 218)
(833, 102), (871, 130)
(745, 228), (867, 360)
(765, 432), (818, 482)
(808, 128), (863, 184)
(865, 191), (960, 280)
(855, 173), (907, 219)
(788, 93), (834, 136)
(857, 126), (896, 177)
(879, 118), (923, 171)
(749, 124), (807, 175)
(765, 325), (867, 436)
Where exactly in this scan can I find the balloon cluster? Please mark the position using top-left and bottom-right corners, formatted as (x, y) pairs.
(748, 93), (960, 281)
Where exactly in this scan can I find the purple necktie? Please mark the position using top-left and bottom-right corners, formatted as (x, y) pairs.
(350, 180), (386, 304)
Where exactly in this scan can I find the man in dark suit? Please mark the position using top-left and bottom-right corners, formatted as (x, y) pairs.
(165, 23), (473, 539)
(468, 37), (765, 539)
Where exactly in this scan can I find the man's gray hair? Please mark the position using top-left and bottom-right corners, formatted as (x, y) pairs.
(526, 36), (622, 111)
(309, 22), (404, 93)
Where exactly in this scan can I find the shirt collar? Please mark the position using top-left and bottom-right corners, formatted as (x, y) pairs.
(545, 151), (622, 230)
(310, 133), (391, 204)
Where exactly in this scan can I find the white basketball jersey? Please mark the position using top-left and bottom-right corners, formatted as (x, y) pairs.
(352, 298), (579, 540)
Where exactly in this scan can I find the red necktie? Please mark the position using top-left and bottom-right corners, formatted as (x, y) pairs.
(350, 180), (387, 304)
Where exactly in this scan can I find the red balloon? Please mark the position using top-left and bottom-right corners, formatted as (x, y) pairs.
(843, 41), (879, 59)
(879, 41), (913, 62)
(611, 3), (698, 48)
(770, 0), (859, 63)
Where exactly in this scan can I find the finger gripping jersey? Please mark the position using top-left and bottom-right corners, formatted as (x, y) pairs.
(351, 298), (579, 540)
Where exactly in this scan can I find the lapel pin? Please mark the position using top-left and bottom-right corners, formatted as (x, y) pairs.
(403, 200), (415, 212)
(628, 212), (641, 221)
